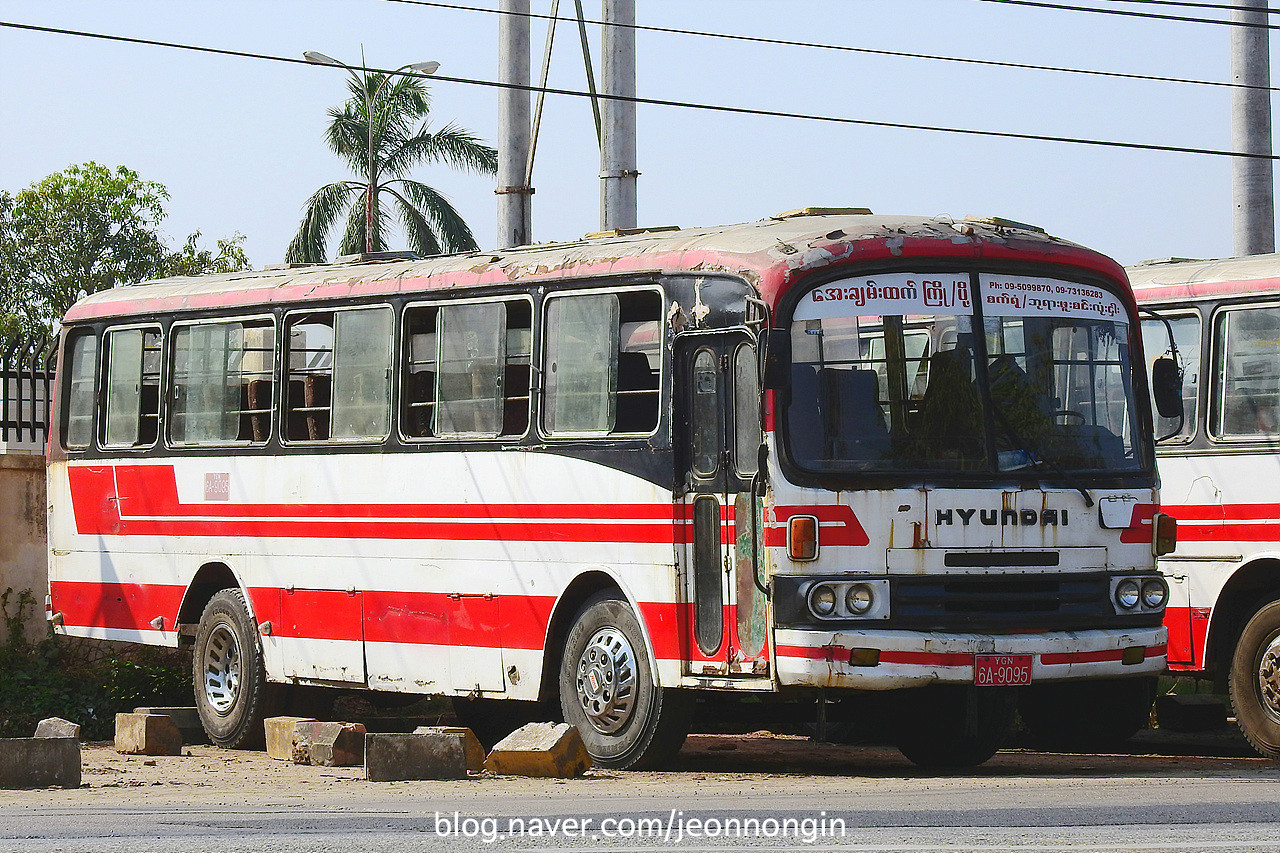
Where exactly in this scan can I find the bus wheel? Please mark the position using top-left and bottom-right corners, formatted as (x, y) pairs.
(192, 589), (279, 749)
(558, 594), (691, 769)
(892, 686), (1015, 768)
(1230, 600), (1280, 759)
(1019, 677), (1156, 751)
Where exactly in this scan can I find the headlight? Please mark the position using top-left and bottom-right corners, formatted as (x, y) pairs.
(845, 583), (874, 615)
(1115, 579), (1140, 610)
(1142, 578), (1168, 609)
(809, 584), (837, 617)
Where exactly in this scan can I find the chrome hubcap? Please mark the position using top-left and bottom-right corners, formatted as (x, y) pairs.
(575, 627), (637, 734)
(1260, 636), (1280, 718)
(203, 622), (241, 715)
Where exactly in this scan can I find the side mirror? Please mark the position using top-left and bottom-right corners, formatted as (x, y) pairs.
(1151, 357), (1183, 420)
(760, 328), (791, 390)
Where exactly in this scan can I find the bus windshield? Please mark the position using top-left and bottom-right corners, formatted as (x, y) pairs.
(784, 272), (1142, 476)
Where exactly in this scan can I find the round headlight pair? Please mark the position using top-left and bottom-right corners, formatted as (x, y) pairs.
(808, 582), (875, 618)
(1115, 577), (1167, 610)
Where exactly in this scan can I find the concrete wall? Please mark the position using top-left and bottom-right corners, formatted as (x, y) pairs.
(0, 454), (47, 646)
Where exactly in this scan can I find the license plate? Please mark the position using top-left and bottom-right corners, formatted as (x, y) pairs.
(974, 654), (1032, 686)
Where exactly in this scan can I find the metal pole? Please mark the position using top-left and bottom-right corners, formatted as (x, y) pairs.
(1231, 0), (1275, 256)
(497, 0), (533, 248)
(600, 0), (637, 231)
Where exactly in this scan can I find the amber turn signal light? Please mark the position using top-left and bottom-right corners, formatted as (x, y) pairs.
(787, 515), (819, 561)
(1154, 512), (1177, 557)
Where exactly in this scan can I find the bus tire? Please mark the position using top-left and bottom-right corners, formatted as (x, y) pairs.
(192, 589), (280, 749)
(558, 594), (691, 769)
(1229, 599), (1280, 759)
(892, 686), (1015, 768)
(1019, 677), (1156, 750)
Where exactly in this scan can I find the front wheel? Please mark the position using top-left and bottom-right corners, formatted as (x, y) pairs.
(892, 686), (1015, 768)
(192, 589), (281, 748)
(558, 594), (691, 769)
(1230, 600), (1280, 758)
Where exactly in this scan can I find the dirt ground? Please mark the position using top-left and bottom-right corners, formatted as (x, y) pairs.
(8, 723), (1274, 810)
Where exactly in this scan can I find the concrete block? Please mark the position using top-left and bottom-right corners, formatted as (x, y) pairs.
(114, 713), (183, 756)
(365, 732), (468, 782)
(134, 706), (207, 744)
(1156, 694), (1228, 733)
(0, 738), (81, 789)
(293, 721), (366, 767)
(34, 717), (81, 740)
(484, 722), (591, 778)
(265, 716), (318, 761)
(413, 726), (485, 771)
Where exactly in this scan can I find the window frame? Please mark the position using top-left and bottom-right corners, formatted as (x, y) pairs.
(100, 323), (164, 451)
(166, 314), (277, 448)
(538, 284), (665, 441)
(397, 294), (536, 444)
(60, 328), (100, 452)
(281, 304), (395, 446)
(1208, 299), (1280, 444)
(1139, 308), (1201, 445)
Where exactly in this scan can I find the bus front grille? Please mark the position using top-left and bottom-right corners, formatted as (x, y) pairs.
(890, 572), (1122, 631)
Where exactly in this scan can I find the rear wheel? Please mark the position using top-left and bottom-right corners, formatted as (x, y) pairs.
(1019, 677), (1156, 751)
(192, 589), (281, 748)
(892, 686), (1015, 768)
(558, 594), (691, 769)
(1229, 600), (1280, 758)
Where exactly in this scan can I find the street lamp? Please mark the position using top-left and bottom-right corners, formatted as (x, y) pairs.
(304, 51), (441, 255)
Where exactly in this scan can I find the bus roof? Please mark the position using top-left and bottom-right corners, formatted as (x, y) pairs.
(1128, 253), (1280, 303)
(63, 211), (1125, 323)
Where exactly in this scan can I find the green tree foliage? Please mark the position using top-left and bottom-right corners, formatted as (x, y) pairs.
(286, 68), (497, 263)
(0, 163), (252, 336)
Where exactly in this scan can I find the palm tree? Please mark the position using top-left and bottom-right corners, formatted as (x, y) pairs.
(286, 64), (497, 263)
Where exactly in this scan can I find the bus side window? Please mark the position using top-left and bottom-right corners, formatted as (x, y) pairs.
(1140, 314), (1200, 441)
(170, 319), (274, 446)
(1214, 305), (1280, 439)
(544, 294), (620, 435)
(103, 327), (161, 448)
(62, 331), (99, 450)
(438, 302), (505, 436)
(402, 306), (439, 438)
(502, 300), (532, 437)
(286, 307), (393, 443)
(616, 291), (662, 434)
(542, 289), (660, 436)
(285, 313), (334, 441)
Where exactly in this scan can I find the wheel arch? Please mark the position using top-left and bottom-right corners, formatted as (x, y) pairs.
(176, 562), (245, 643)
(535, 569), (659, 703)
(1207, 556), (1280, 677)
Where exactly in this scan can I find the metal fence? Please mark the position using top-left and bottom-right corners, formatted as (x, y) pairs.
(1, 335), (55, 452)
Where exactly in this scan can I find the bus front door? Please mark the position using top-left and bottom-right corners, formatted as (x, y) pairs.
(678, 334), (769, 679)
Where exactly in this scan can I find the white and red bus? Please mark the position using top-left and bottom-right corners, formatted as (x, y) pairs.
(47, 210), (1175, 768)
(1133, 255), (1280, 757)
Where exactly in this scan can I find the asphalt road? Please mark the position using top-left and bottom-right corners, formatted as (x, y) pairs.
(3, 729), (1280, 853)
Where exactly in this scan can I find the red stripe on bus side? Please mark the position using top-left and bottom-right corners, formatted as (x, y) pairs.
(68, 465), (686, 544)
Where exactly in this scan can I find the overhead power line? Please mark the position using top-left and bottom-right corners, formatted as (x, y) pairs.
(0, 18), (1274, 161)
(973, 0), (1280, 28)
(380, 0), (1275, 91)
(1091, 0), (1278, 12)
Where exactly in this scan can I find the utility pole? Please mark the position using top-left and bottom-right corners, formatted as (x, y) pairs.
(600, 0), (637, 231)
(1231, 0), (1274, 256)
(497, 0), (533, 248)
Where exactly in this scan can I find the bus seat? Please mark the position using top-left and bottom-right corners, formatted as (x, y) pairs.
(303, 373), (331, 441)
(819, 367), (890, 460)
(787, 364), (825, 463)
(918, 348), (981, 451)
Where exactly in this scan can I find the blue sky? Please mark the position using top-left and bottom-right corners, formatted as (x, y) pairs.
(0, 0), (1261, 268)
